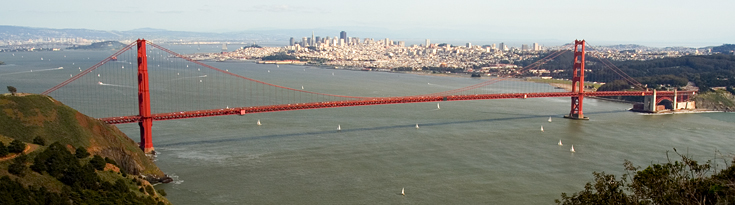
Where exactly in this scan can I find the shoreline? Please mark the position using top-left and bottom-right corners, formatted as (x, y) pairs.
(238, 60), (725, 113)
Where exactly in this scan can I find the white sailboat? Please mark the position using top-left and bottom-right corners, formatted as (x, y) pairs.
(338, 124), (341, 131)
(301, 86), (304, 90)
(558, 140), (563, 146)
(401, 188), (405, 196)
(277, 65), (279, 68)
(570, 145), (576, 153)
(415, 124), (419, 129)
(257, 119), (261, 126)
(541, 126), (544, 132)
(548, 117), (552, 123)
(268, 70), (270, 73)
(437, 103), (440, 109)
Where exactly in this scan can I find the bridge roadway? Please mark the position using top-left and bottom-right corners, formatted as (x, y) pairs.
(99, 90), (695, 124)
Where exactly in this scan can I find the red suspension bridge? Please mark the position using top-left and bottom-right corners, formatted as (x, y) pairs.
(41, 39), (696, 153)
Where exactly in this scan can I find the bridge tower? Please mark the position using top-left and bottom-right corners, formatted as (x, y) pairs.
(564, 40), (590, 120)
(137, 39), (154, 153)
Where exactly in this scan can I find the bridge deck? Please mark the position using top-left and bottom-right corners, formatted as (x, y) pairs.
(99, 90), (695, 124)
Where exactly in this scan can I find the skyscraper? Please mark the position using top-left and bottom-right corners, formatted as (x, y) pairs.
(425, 39), (430, 47)
(533, 43), (540, 51)
(289, 37), (294, 46)
(340, 31), (347, 41)
(311, 31), (315, 46)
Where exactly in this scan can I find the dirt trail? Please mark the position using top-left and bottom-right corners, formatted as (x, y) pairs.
(0, 144), (39, 162)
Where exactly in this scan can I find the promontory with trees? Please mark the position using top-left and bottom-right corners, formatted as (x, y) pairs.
(0, 94), (171, 204)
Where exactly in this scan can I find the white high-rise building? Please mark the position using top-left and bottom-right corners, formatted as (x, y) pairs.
(425, 39), (430, 47)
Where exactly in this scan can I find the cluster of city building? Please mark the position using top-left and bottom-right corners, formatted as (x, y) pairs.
(201, 31), (547, 72)
(189, 31), (718, 74)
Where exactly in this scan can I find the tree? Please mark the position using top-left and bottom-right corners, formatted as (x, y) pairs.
(90, 155), (106, 170)
(8, 154), (28, 176)
(8, 139), (25, 153)
(33, 136), (46, 146)
(556, 150), (735, 204)
(7, 86), (17, 96)
(0, 141), (8, 157)
(75, 146), (90, 158)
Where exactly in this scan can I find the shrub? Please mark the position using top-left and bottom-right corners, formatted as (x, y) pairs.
(8, 156), (27, 176)
(75, 147), (90, 158)
(145, 185), (155, 196)
(8, 139), (25, 153)
(0, 142), (8, 157)
(32, 136), (46, 146)
(90, 155), (106, 170)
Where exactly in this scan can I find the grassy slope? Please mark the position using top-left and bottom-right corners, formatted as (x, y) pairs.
(692, 90), (735, 111)
(0, 94), (163, 176)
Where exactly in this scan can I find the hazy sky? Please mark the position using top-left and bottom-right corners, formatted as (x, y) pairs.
(2, 0), (733, 46)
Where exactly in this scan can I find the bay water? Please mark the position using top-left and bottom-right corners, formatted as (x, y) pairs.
(1, 46), (733, 204)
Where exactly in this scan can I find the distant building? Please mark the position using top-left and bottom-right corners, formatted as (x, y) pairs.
(289, 37), (295, 46)
(425, 39), (430, 48)
(499, 43), (505, 51)
(340, 31), (347, 41)
(466, 43), (472, 48)
(521, 44), (529, 51)
(533, 43), (540, 51)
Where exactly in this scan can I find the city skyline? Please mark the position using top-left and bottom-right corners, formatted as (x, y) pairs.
(1, 0), (733, 47)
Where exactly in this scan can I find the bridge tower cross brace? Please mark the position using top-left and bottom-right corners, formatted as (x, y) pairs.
(565, 40), (590, 120)
(137, 39), (154, 153)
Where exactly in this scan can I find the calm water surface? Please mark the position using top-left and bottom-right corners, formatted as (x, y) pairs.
(1, 47), (733, 204)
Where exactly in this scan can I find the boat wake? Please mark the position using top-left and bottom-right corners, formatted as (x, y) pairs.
(97, 82), (135, 88)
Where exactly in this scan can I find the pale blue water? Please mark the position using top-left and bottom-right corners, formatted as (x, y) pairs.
(1, 47), (734, 204)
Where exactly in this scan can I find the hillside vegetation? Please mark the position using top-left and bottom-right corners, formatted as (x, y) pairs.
(0, 94), (170, 204)
(516, 53), (735, 91)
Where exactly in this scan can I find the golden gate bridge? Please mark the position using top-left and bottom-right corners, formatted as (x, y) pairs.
(40, 39), (695, 153)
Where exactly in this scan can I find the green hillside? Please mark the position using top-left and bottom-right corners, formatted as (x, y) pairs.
(0, 93), (170, 204)
(0, 94), (163, 176)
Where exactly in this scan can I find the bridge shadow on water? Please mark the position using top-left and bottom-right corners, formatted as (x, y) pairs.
(155, 110), (627, 148)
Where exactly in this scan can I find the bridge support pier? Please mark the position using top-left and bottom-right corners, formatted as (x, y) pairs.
(564, 40), (589, 120)
(137, 39), (154, 153)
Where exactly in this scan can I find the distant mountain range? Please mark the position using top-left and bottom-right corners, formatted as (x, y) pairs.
(1, 25), (733, 52)
(0, 25), (289, 43)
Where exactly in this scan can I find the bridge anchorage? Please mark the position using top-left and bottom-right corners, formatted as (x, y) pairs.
(41, 39), (698, 153)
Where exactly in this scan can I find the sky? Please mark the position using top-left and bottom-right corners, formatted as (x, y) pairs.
(2, 0), (733, 47)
